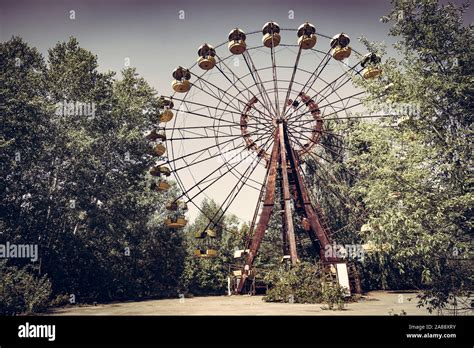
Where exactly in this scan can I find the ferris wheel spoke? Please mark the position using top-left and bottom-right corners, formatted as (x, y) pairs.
(281, 45), (303, 115)
(287, 90), (365, 128)
(170, 96), (261, 120)
(283, 48), (332, 119)
(319, 113), (400, 122)
(197, 126), (275, 192)
(168, 133), (245, 141)
(193, 74), (275, 123)
(171, 106), (240, 126)
(286, 59), (360, 123)
(287, 124), (345, 160)
(213, 61), (274, 123)
(242, 51), (278, 117)
(294, 101), (365, 128)
(161, 124), (241, 132)
(168, 128), (271, 169)
(214, 55), (253, 99)
(289, 121), (365, 154)
(172, 126), (273, 201)
(319, 91), (365, 111)
(170, 123), (239, 140)
(317, 60), (361, 98)
(287, 88), (351, 127)
(172, 141), (246, 172)
(270, 36), (281, 116)
(198, 136), (271, 232)
(288, 134), (362, 210)
(319, 88), (391, 121)
(166, 132), (245, 165)
(183, 136), (269, 205)
(191, 77), (243, 116)
(303, 52), (332, 97)
(173, 148), (257, 202)
(285, 120), (346, 139)
(170, 106), (267, 133)
(291, 132), (350, 173)
(317, 69), (363, 106)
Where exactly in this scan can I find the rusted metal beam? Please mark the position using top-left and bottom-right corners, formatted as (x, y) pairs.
(279, 122), (298, 265)
(237, 128), (280, 293)
(285, 135), (338, 263)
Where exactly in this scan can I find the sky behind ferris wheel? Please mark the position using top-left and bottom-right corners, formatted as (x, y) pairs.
(2, 0), (406, 92)
(2, 0), (472, 224)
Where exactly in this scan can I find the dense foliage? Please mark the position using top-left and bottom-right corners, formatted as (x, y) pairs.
(263, 262), (346, 309)
(283, 0), (473, 311)
(1, 37), (186, 313)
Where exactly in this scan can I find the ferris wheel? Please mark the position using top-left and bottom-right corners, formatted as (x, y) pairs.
(147, 21), (384, 293)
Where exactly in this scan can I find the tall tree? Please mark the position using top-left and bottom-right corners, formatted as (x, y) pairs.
(348, 0), (472, 311)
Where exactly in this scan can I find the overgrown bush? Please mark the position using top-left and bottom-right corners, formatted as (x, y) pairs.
(0, 261), (52, 315)
(263, 262), (324, 304)
(263, 262), (348, 310)
(321, 282), (346, 310)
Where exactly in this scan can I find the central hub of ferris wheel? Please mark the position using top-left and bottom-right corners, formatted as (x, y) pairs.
(240, 90), (324, 163)
(150, 19), (383, 295)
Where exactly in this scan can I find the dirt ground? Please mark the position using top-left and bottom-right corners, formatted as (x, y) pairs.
(48, 290), (433, 315)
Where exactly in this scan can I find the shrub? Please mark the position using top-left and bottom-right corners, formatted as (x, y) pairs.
(0, 261), (52, 315)
(321, 282), (346, 310)
(263, 262), (324, 304)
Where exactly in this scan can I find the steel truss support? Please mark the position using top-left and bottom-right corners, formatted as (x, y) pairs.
(236, 120), (349, 294)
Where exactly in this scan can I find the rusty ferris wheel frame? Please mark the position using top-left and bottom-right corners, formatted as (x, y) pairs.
(153, 22), (385, 294)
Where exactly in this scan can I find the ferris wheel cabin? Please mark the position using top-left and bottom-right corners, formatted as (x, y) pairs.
(360, 52), (382, 79)
(228, 28), (247, 54)
(330, 33), (352, 61)
(262, 21), (281, 48)
(172, 66), (191, 93)
(297, 22), (317, 49)
(197, 43), (216, 70)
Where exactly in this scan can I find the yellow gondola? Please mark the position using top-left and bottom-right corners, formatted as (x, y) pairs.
(262, 21), (281, 48)
(152, 180), (170, 192)
(159, 110), (173, 123)
(171, 66), (191, 93)
(165, 216), (188, 228)
(194, 249), (218, 258)
(197, 43), (216, 70)
(363, 66), (382, 79)
(158, 97), (174, 122)
(330, 33), (352, 61)
(360, 53), (382, 79)
(150, 143), (166, 157)
(228, 28), (247, 55)
(297, 22), (317, 49)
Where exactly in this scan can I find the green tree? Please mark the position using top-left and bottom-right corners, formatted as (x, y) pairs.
(1, 36), (186, 312)
(181, 198), (243, 295)
(347, 0), (472, 310)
